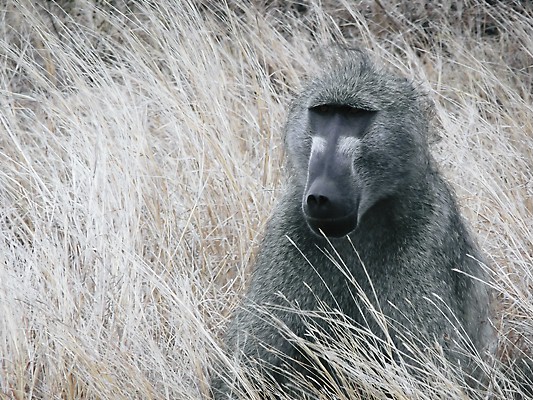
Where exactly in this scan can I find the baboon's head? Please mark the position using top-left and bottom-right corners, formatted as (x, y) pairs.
(285, 54), (431, 238)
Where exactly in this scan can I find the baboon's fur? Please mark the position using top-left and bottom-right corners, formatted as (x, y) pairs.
(211, 52), (494, 398)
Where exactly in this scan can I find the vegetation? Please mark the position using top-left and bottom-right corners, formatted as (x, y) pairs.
(0, 1), (531, 398)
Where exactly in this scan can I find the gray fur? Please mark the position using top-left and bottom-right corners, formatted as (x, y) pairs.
(211, 53), (494, 399)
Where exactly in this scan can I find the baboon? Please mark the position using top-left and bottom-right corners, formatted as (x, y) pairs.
(211, 52), (494, 398)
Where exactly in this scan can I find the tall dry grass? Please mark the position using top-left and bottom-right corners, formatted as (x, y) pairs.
(0, 1), (531, 399)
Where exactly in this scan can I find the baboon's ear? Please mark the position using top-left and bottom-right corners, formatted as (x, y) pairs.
(419, 89), (436, 119)
(417, 92), (440, 144)
(427, 126), (442, 145)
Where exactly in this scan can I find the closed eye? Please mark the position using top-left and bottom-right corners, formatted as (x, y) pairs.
(312, 104), (333, 113)
(308, 104), (378, 139)
(309, 104), (370, 115)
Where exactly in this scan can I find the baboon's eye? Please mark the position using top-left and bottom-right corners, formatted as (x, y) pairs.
(312, 104), (332, 113)
(346, 106), (365, 115)
(309, 104), (377, 139)
(310, 104), (367, 115)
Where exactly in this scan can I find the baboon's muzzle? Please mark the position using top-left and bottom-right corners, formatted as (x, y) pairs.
(303, 174), (359, 238)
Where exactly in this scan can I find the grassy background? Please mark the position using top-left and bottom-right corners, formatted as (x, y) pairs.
(1, 1), (532, 398)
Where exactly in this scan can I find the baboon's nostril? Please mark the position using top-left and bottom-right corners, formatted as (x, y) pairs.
(307, 194), (329, 208)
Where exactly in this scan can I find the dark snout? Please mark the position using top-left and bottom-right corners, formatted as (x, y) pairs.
(303, 175), (358, 238)
(302, 105), (374, 238)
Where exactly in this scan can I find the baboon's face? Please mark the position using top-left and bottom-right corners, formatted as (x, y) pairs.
(288, 64), (424, 239)
(302, 104), (377, 237)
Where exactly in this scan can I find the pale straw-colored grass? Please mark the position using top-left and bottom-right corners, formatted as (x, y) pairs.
(0, 1), (531, 399)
